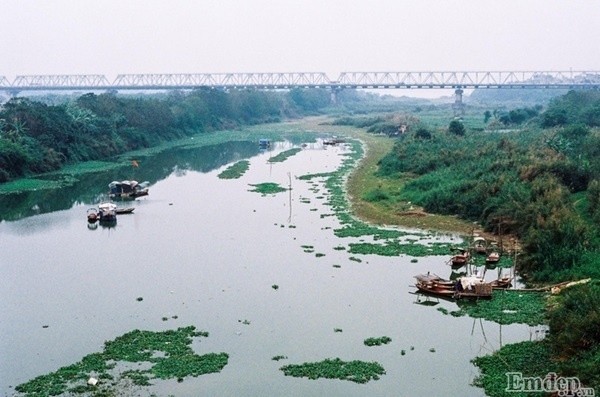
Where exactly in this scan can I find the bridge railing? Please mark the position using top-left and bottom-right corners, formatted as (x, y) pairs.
(112, 72), (332, 88)
(11, 74), (111, 88)
(336, 71), (600, 88)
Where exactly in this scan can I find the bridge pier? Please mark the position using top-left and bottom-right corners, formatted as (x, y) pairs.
(330, 87), (341, 105)
(453, 88), (465, 117)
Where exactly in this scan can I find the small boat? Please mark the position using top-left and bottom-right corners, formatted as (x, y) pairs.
(473, 237), (487, 254)
(490, 277), (512, 289)
(455, 274), (493, 299)
(98, 202), (117, 223)
(109, 180), (149, 200)
(115, 207), (135, 215)
(414, 273), (493, 299)
(259, 139), (271, 148)
(414, 274), (457, 297)
(486, 251), (500, 264)
(449, 248), (470, 267)
(87, 208), (99, 223)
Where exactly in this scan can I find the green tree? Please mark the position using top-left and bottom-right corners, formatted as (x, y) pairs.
(448, 120), (465, 136)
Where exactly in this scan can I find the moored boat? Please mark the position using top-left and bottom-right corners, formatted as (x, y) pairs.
(449, 248), (470, 267)
(109, 180), (149, 200)
(87, 208), (99, 223)
(473, 237), (487, 254)
(98, 202), (117, 223)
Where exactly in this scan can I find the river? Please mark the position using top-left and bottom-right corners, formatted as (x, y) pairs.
(0, 132), (539, 396)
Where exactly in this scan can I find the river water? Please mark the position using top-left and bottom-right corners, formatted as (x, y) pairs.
(0, 134), (539, 396)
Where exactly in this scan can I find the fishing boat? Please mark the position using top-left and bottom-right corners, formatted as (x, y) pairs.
(414, 273), (457, 298)
(115, 207), (135, 215)
(486, 251), (501, 264)
(454, 274), (493, 299)
(98, 202), (117, 223)
(414, 273), (493, 299)
(473, 237), (487, 254)
(489, 277), (512, 289)
(87, 208), (99, 223)
(109, 180), (149, 199)
(449, 248), (470, 267)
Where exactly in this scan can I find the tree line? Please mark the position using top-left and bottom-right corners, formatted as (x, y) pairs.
(0, 88), (335, 182)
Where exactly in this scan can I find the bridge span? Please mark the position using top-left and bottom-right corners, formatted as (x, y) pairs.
(1, 71), (600, 92)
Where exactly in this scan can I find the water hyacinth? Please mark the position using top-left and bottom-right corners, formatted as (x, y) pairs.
(280, 358), (386, 384)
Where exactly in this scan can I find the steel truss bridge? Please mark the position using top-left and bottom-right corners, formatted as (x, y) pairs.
(1, 71), (600, 92)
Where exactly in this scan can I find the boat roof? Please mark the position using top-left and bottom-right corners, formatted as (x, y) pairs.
(109, 180), (139, 187)
(98, 202), (117, 211)
(473, 237), (486, 242)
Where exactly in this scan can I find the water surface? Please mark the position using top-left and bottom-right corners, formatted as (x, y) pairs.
(0, 137), (539, 396)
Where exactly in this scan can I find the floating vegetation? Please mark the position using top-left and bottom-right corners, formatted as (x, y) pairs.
(288, 225), (296, 228)
(301, 245), (314, 249)
(272, 284), (279, 290)
(315, 253), (326, 258)
(429, 348), (436, 353)
(411, 258), (418, 263)
(348, 241), (454, 257)
(472, 341), (555, 397)
(162, 317), (169, 321)
(272, 355), (288, 361)
(441, 291), (548, 326)
(332, 264), (341, 268)
(217, 160), (250, 179)
(268, 147), (302, 163)
(248, 182), (288, 195)
(136, 297), (143, 302)
(363, 336), (392, 347)
(333, 246), (346, 251)
(280, 358), (386, 384)
(238, 319), (251, 325)
(348, 256), (362, 263)
(0, 177), (77, 195)
(298, 139), (456, 259)
(15, 326), (228, 396)
(303, 249), (315, 253)
(334, 328), (343, 333)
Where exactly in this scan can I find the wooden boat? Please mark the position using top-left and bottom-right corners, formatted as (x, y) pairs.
(98, 202), (117, 223)
(455, 275), (493, 299)
(449, 248), (470, 267)
(109, 180), (149, 200)
(414, 273), (456, 296)
(490, 277), (512, 289)
(87, 208), (99, 223)
(473, 237), (487, 254)
(115, 207), (135, 215)
(486, 251), (500, 264)
(415, 282), (456, 297)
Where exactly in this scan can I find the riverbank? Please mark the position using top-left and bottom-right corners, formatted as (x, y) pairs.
(292, 117), (478, 235)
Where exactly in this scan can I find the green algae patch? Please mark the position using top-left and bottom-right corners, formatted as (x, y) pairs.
(248, 182), (288, 195)
(442, 290), (548, 326)
(364, 336), (392, 347)
(280, 358), (385, 384)
(472, 340), (555, 397)
(218, 160), (250, 179)
(348, 241), (454, 257)
(15, 326), (228, 396)
(0, 176), (77, 194)
(268, 148), (302, 163)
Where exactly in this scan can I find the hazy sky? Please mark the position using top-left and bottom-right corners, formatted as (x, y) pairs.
(1, 0), (599, 81)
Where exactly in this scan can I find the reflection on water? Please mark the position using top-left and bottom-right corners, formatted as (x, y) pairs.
(0, 141), (260, 222)
(0, 138), (536, 397)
